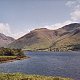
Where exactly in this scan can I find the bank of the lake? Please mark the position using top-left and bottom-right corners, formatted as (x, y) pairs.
(0, 56), (29, 63)
(0, 47), (29, 63)
(0, 73), (73, 80)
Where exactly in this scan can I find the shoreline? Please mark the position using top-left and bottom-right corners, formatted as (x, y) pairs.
(0, 73), (73, 80)
(0, 56), (30, 63)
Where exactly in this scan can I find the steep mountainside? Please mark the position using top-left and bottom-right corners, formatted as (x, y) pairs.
(50, 23), (80, 51)
(0, 33), (15, 47)
(8, 23), (80, 51)
(8, 28), (59, 50)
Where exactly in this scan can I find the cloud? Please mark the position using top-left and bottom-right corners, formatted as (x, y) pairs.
(12, 20), (77, 39)
(66, 0), (80, 21)
(44, 20), (77, 30)
(0, 23), (11, 36)
(0, 23), (29, 39)
(71, 10), (80, 20)
(0, 20), (78, 39)
(66, 1), (76, 7)
(0, 23), (32, 39)
(11, 31), (28, 39)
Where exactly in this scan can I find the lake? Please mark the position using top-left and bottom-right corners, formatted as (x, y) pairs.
(0, 51), (80, 80)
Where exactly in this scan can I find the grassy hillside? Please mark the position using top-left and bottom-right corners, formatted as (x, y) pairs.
(8, 28), (57, 49)
(7, 23), (80, 51)
(0, 73), (73, 80)
(50, 27), (80, 51)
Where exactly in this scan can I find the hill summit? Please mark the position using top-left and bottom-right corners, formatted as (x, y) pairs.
(8, 23), (80, 51)
(0, 33), (15, 47)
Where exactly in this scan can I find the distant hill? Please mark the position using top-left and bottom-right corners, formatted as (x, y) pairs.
(0, 33), (15, 47)
(7, 23), (80, 51)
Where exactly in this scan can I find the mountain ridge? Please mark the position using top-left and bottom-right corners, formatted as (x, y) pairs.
(0, 33), (15, 47)
(7, 23), (80, 51)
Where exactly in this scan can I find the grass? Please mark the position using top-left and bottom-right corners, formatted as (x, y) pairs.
(0, 56), (27, 63)
(0, 56), (16, 58)
(0, 56), (17, 62)
(0, 73), (73, 80)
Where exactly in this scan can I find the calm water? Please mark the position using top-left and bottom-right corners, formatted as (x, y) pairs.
(0, 51), (80, 80)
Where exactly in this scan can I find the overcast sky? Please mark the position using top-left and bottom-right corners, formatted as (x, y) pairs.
(0, 0), (80, 39)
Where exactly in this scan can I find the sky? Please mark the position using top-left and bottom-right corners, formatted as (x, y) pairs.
(0, 0), (80, 39)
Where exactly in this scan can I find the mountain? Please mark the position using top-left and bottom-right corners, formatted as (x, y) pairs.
(50, 23), (80, 51)
(0, 33), (15, 47)
(8, 23), (80, 51)
(8, 28), (57, 50)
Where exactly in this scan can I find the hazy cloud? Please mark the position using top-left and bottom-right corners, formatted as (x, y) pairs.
(0, 23), (29, 39)
(66, 1), (76, 7)
(0, 20), (78, 39)
(71, 10), (80, 20)
(44, 20), (77, 30)
(66, 0), (80, 21)
(0, 23), (11, 36)
(11, 30), (28, 39)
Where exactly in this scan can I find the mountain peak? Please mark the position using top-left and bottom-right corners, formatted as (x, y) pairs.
(7, 23), (80, 51)
(33, 28), (48, 31)
(0, 33), (15, 47)
(62, 23), (80, 30)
